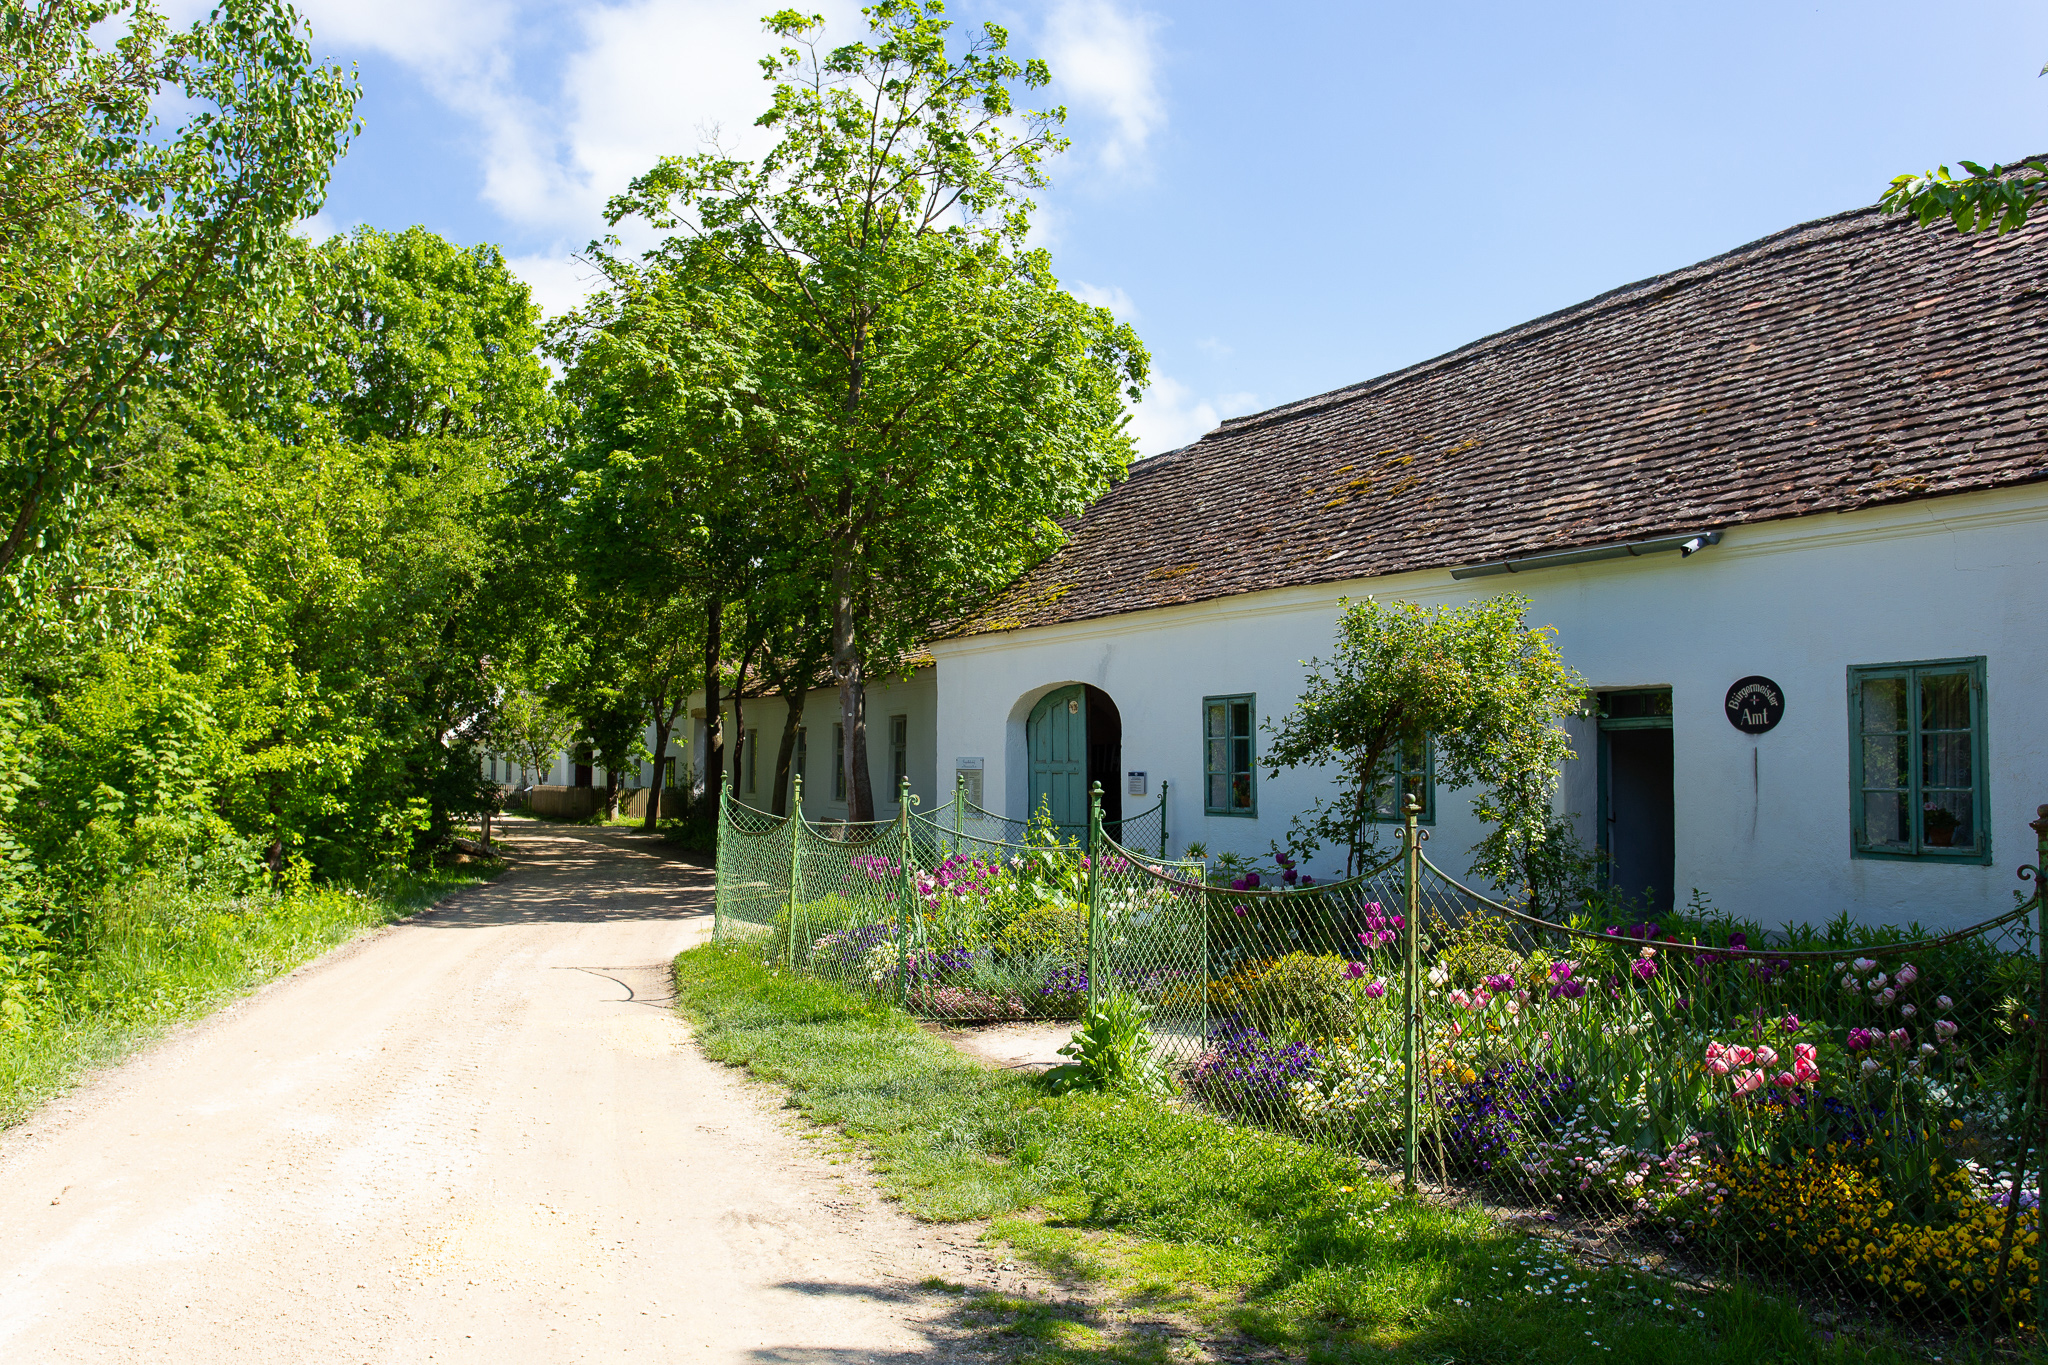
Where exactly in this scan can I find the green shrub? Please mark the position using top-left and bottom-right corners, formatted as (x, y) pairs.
(994, 899), (1087, 963)
(1222, 951), (1355, 1039)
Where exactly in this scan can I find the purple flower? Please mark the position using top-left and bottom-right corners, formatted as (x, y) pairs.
(1343, 961), (1367, 979)
(1483, 974), (1516, 992)
(1630, 957), (1658, 982)
(1299, 876), (1315, 887)
(1845, 1027), (1878, 1052)
(1243, 872), (1261, 889)
(1229, 877), (1248, 892)
(1780, 1014), (1801, 1034)
(1728, 932), (1749, 953)
(1282, 868), (1298, 885)
(1362, 978), (1387, 999)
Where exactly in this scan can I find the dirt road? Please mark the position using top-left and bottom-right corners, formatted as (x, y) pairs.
(0, 821), (995, 1363)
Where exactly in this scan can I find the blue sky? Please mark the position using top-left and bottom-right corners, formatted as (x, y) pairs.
(193, 0), (2048, 456)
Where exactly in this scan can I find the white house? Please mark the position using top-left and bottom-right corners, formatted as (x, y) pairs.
(904, 202), (2048, 930)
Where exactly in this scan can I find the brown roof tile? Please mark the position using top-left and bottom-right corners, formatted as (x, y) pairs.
(957, 204), (2048, 636)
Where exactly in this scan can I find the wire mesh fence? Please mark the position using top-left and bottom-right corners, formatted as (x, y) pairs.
(716, 778), (2048, 1343)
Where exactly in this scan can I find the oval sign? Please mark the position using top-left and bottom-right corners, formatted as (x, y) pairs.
(1725, 676), (1785, 734)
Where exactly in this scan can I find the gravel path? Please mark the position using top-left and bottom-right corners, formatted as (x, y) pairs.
(0, 820), (1001, 1364)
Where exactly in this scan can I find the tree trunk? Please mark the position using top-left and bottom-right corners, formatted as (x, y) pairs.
(702, 596), (724, 809)
(603, 767), (622, 821)
(830, 560), (873, 822)
(644, 716), (671, 832)
(771, 684), (806, 818)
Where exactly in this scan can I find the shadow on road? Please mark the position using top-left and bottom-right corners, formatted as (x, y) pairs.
(407, 820), (717, 930)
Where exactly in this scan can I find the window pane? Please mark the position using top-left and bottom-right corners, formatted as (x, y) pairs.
(1209, 773), (1229, 809)
(1860, 677), (1907, 735)
(1920, 671), (1971, 732)
(1232, 737), (1251, 777)
(1862, 735), (1907, 790)
(1207, 737), (1228, 774)
(1862, 791), (1910, 847)
(1230, 701), (1252, 739)
(1232, 773), (1252, 810)
(1921, 731), (1972, 792)
(1922, 792), (1974, 849)
(1207, 703), (1226, 738)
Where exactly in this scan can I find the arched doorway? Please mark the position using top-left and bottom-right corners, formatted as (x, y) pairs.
(1026, 685), (1122, 841)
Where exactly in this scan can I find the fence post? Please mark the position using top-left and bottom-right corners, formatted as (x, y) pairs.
(786, 775), (804, 968)
(897, 776), (916, 1006)
(955, 772), (966, 855)
(1402, 795), (1422, 1196)
(714, 777), (728, 942)
(1087, 781), (1104, 1017)
(1159, 779), (1169, 859)
(1993, 804), (2048, 1307)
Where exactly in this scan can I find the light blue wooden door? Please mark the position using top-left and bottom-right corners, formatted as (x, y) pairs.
(1028, 685), (1087, 840)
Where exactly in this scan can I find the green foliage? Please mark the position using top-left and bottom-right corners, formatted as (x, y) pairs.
(0, 0), (359, 585)
(1044, 993), (1175, 1096)
(1881, 155), (2048, 235)
(581, 0), (1148, 820)
(1216, 951), (1358, 1040)
(1264, 594), (1588, 904)
(994, 899), (1088, 963)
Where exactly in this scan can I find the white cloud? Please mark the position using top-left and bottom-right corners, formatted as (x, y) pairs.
(1072, 280), (1138, 318)
(506, 250), (610, 318)
(1125, 375), (1256, 459)
(1043, 0), (1165, 176)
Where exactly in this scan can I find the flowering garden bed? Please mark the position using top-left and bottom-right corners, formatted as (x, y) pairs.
(716, 791), (2048, 1343)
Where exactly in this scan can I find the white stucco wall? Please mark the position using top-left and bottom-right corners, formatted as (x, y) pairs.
(704, 667), (939, 823)
(929, 483), (2048, 931)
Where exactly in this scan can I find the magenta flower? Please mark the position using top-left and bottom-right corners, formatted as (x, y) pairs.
(1780, 1014), (1800, 1034)
(1343, 961), (1366, 979)
(1630, 957), (1657, 982)
(1362, 978), (1387, 999)
(1845, 1027), (1878, 1052)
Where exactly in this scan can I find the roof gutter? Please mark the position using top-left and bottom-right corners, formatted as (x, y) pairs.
(1450, 530), (1723, 581)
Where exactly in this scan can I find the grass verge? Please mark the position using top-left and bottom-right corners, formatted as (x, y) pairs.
(674, 939), (2029, 1365)
(0, 864), (496, 1126)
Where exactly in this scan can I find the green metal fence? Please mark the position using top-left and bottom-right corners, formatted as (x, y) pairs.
(716, 778), (2048, 1341)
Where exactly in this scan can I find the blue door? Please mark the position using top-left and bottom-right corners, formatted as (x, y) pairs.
(1028, 685), (1087, 841)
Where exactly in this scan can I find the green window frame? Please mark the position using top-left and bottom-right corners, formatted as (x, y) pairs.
(1203, 694), (1257, 816)
(1848, 657), (1989, 864)
(890, 714), (909, 799)
(1369, 735), (1435, 824)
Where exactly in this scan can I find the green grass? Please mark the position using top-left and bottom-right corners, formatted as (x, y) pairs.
(673, 941), (2037, 1365)
(0, 864), (496, 1126)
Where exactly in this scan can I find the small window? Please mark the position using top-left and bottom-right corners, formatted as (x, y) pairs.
(1203, 694), (1256, 816)
(1370, 735), (1435, 823)
(744, 729), (758, 793)
(833, 723), (847, 801)
(890, 714), (909, 800)
(1849, 657), (1989, 862)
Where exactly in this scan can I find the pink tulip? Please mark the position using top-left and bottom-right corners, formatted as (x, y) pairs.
(1887, 1028), (1910, 1051)
(1895, 964), (1919, 987)
(1729, 1046), (1755, 1066)
(1934, 1019), (1958, 1040)
(1754, 1045), (1779, 1067)
(1774, 1071), (1798, 1089)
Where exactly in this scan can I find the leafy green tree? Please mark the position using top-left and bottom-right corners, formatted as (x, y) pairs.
(596, 0), (1147, 820)
(489, 689), (575, 789)
(0, 0), (359, 586)
(1882, 65), (2047, 233)
(1265, 595), (1587, 902)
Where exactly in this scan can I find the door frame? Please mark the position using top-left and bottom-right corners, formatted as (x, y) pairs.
(1595, 687), (1673, 892)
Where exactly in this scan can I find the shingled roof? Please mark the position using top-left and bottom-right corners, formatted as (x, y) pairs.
(957, 202), (2048, 637)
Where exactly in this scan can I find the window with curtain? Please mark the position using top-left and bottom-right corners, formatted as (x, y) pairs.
(1849, 657), (1988, 862)
(1369, 734), (1435, 823)
(1203, 695), (1256, 815)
